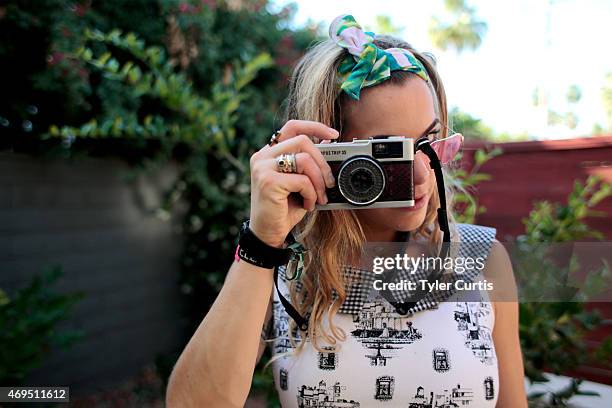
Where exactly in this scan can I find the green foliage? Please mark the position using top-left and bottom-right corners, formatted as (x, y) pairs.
(449, 146), (612, 406)
(428, 0), (487, 53)
(529, 378), (600, 408)
(602, 72), (612, 132)
(365, 15), (403, 36)
(449, 106), (494, 140)
(532, 84), (583, 130)
(2, 1), (317, 401)
(522, 176), (612, 243)
(47, 27), (273, 169)
(251, 366), (281, 408)
(0, 266), (84, 386)
(449, 146), (502, 224)
(445, 151), (612, 406)
(592, 122), (605, 136)
(547, 110), (578, 130)
(3, 0), (316, 317)
(449, 106), (529, 142)
(515, 175), (612, 406)
(566, 85), (582, 104)
(43, 26), (276, 327)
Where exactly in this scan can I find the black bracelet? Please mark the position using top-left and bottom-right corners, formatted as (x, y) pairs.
(237, 220), (294, 268)
(236, 219), (310, 331)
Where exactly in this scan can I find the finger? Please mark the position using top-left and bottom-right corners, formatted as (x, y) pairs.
(260, 134), (336, 189)
(293, 152), (328, 205)
(279, 173), (318, 211)
(258, 120), (339, 156)
(259, 155), (328, 205)
(278, 119), (340, 143)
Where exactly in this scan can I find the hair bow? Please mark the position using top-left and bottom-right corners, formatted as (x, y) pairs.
(329, 14), (430, 100)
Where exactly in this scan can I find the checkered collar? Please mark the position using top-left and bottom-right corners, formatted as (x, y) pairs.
(279, 223), (497, 316)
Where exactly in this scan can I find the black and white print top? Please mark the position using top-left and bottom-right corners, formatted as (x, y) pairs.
(264, 223), (499, 408)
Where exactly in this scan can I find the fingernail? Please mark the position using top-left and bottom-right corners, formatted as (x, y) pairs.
(323, 193), (329, 204)
(329, 128), (340, 138)
(327, 172), (336, 188)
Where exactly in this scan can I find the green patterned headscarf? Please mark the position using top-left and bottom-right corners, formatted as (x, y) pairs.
(330, 14), (430, 100)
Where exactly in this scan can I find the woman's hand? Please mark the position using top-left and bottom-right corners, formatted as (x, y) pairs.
(248, 120), (339, 248)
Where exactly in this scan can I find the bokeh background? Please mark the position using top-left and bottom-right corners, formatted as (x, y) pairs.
(1, 1), (611, 407)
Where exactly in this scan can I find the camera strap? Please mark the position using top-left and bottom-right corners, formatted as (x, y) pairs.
(414, 135), (451, 243)
(375, 136), (451, 314)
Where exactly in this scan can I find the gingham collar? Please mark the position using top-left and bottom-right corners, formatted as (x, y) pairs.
(279, 223), (497, 316)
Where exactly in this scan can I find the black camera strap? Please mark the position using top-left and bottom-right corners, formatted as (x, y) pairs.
(415, 135), (451, 242)
(274, 262), (310, 331)
(374, 136), (451, 315)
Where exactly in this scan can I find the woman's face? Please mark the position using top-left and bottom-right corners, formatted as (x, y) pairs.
(341, 77), (439, 242)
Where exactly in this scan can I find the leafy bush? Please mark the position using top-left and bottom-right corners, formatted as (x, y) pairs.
(0, 266), (83, 386)
(1, 0), (318, 332)
(522, 176), (612, 243)
(2, 1), (317, 400)
(515, 175), (612, 406)
(42, 25), (279, 333)
(449, 145), (502, 224)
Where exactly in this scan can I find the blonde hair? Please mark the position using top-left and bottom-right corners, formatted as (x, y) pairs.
(264, 34), (459, 369)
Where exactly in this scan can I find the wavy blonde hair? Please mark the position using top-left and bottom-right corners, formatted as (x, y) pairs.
(264, 34), (460, 369)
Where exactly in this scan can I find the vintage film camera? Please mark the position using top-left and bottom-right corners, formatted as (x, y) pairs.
(315, 136), (415, 210)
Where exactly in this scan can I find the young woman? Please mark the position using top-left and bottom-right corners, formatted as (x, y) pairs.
(166, 14), (527, 408)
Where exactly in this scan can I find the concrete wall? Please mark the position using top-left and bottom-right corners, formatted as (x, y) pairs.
(0, 152), (185, 392)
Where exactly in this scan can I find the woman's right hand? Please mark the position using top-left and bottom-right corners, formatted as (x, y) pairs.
(248, 120), (340, 248)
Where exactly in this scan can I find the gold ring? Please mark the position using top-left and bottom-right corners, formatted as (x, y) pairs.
(276, 153), (297, 173)
(268, 130), (282, 146)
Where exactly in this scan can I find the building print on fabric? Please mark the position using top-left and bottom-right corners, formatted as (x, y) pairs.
(484, 376), (495, 400)
(318, 346), (338, 370)
(279, 368), (289, 391)
(453, 302), (495, 365)
(432, 348), (451, 372)
(409, 384), (473, 407)
(374, 376), (394, 401)
(297, 380), (360, 407)
(350, 299), (423, 366)
(272, 299), (302, 354)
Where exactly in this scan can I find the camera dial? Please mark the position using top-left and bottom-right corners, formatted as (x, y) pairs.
(337, 156), (385, 205)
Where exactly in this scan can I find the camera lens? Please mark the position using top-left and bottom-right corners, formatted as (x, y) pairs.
(338, 157), (385, 205)
(350, 168), (374, 192)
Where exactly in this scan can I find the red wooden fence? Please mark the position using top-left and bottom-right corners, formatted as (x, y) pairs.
(461, 135), (612, 385)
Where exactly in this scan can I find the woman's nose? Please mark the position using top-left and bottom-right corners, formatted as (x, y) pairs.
(413, 152), (431, 185)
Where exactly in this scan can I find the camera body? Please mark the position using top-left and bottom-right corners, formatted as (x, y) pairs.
(315, 136), (415, 210)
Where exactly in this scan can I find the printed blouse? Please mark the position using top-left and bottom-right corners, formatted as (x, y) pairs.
(263, 223), (499, 408)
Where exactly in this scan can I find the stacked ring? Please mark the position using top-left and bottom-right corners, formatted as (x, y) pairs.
(276, 153), (297, 173)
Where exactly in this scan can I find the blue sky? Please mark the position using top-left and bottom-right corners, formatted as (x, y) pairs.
(270, 0), (612, 140)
